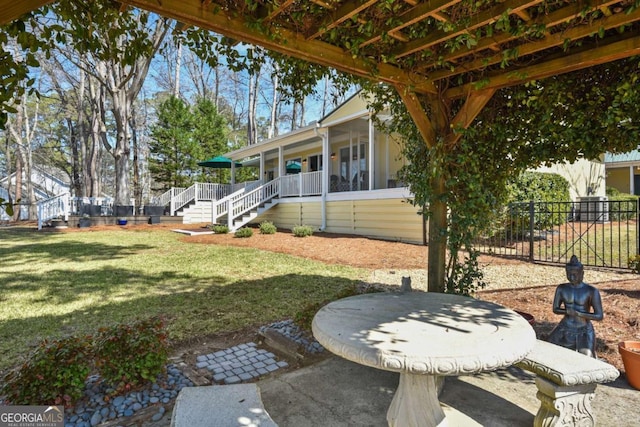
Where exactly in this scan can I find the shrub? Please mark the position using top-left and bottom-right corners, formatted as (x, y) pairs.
(210, 224), (229, 234)
(93, 317), (168, 393)
(606, 192), (639, 221)
(234, 227), (253, 238)
(507, 171), (571, 204)
(501, 172), (572, 234)
(1, 336), (93, 407)
(259, 221), (277, 234)
(292, 224), (314, 237)
(629, 255), (640, 274)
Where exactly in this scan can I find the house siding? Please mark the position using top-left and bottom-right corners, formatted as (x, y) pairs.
(607, 167), (632, 193)
(253, 198), (424, 243)
(256, 202), (322, 230)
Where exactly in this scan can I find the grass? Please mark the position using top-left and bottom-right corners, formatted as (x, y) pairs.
(0, 227), (366, 373)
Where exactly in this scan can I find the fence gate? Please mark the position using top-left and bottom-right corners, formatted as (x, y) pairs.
(475, 199), (640, 270)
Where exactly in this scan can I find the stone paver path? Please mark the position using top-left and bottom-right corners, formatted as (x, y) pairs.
(195, 342), (289, 384)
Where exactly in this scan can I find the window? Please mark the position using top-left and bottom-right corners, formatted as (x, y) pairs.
(308, 154), (323, 172)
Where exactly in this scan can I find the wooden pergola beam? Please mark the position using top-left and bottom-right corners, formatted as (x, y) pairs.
(394, 84), (436, 148)
(430, 6), (640, 81)
(0, 0), (52, 24)
(393, 0), (544, 59)
(120, 0), (437, 94)
(447, 89), (497, 146)
(359, 0), (462, 48)
(422, 0), (620, 67)
(307, 0), (378, 40)
(445, 32), (640, 99)
(264, 0), (296, 23)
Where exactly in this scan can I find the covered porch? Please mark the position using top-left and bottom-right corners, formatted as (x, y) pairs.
(224, 94), (407, 201)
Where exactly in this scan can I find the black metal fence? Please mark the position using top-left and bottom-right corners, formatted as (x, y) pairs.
(475, 198), (640, 270)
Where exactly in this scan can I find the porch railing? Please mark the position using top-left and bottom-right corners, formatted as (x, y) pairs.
(212, 187), (245, 224)
(280, 171), (322, 197)
(37, 193), (70, 230)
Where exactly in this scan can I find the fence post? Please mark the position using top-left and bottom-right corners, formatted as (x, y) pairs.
(529, 200), (535, 262)
(637, 198), (640, 256)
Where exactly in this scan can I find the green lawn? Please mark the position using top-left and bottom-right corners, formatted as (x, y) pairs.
(0, 227), (366, 373)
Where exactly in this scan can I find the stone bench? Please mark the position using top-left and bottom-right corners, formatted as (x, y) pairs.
(515, 339), (620, 427)
(171, 383), (278, 427)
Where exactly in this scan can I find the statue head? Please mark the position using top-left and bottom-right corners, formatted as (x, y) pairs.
(565, 255), (584, 284)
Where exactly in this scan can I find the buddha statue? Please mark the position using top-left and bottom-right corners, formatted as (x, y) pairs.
(547, 255), (603, 358)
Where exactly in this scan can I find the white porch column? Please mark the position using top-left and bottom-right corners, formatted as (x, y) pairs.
(278, 146), (284, 177)
(320, 129), (328, 230)
(231, 163), (236, 185)
(630, 165), (635, 194)
(368, 113), (375, 191)
(260, 152), (265, 182)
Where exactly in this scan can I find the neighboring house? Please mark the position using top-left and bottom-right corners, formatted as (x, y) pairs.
(535, 157), (606, 200)
(604, 150), (640, 195)
(0, 166), (70, 221)
(224, 93), (603, 244)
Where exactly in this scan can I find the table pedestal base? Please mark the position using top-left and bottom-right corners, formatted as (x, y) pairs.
(387, 373), (447, 427)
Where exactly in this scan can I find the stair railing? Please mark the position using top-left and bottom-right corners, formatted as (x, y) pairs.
(211, 186), (247, 224)
(37, 193), (70, 230)
(153, 188), (179, 207)
(228, 179), (280, 229)
(171, 184), (198, 215)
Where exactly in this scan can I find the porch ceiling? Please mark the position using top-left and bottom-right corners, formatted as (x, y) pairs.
(224, 124), (323, 161)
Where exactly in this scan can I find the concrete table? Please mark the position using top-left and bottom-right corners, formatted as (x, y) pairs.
(311, 292), (536, 427)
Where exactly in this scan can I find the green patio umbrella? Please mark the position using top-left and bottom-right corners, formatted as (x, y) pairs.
(286, 161), (301, 174)
(197, 155), (243, 169)
(198, 156), (242, 183)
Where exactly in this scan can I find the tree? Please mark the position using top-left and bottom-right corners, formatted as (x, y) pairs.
(47, 0), (171, 207)
(148, 96), (195, 189)
(192, 97), (229, 182)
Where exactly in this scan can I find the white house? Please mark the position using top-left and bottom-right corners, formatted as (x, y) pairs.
(0, 166), (70, 221)
(221, 93), (603, 244)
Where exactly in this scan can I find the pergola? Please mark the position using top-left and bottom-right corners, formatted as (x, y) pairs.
(3, 0), (640, 290)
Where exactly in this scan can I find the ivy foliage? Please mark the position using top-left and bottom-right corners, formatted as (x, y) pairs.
(365, 56), (640, 294)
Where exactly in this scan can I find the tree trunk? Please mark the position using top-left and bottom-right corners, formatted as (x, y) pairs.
(174, 40), (182, 98)
(131, 113), (142, 211)
(268, 63), (280, 139)
(112, 89), (131, 206)
(248, 70), (259, 145)
(13, 155), (22, 221)
(86, 74), (103, 197)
